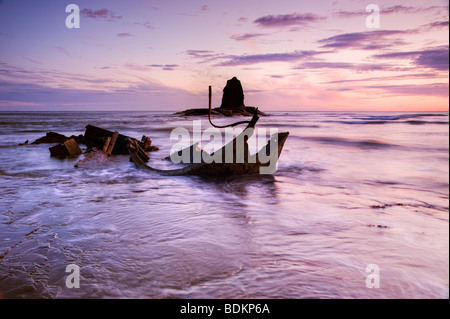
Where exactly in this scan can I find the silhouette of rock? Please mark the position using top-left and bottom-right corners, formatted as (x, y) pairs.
(220, 77), (245, 109)
(175, 77), (266, 117)
(31, 132), (85, 145)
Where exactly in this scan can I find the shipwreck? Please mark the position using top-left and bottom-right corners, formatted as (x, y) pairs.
(24, 79), (289, 176)
(130, 107), (289, 175)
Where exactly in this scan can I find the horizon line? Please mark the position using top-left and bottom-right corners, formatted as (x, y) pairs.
(0, 109), (448, 113)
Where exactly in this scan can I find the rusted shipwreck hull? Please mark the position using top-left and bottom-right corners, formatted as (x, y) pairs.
(129, 111), (289, 176)
(85, 125), (144, 155)
(83, 124), (156, 161)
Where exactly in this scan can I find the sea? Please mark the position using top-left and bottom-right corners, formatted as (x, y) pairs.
(0, 111), (448, 299)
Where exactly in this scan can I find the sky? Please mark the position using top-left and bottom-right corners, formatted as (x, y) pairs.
(0, 0), (448, 111)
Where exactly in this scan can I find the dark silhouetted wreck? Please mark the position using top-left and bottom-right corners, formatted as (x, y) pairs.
(129, 109), (289, 176)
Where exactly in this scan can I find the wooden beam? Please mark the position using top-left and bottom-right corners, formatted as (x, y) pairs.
(106, 131), (119, 155)
(64, 138), (82, 157)
(102, 137), (111, 153)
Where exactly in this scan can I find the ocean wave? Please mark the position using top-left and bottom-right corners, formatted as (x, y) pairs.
(330, 113), (448, 125)
(338, 120), (388, 125)
(337, 119), (449, 125)
(300, 136), (396, 149)
(405, 120), (449, 125)
(276, 164), (325, 175)
(16, 130), (50, 133)
(357, 113), (447, 121)
(259, 123), (321, 128)
(370, 200), (449, 213)
(0, 169), (49, 178)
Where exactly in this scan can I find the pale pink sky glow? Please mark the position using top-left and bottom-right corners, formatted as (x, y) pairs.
(0, 0), (448, 111)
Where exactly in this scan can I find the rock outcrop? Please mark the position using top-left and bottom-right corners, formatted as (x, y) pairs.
(31, 132), (84, 145)
(175, 77), (266, 117)
(220, 77), (245, 110)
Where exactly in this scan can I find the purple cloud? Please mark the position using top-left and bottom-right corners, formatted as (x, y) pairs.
(336, 5), (449, 17)
(323, 83), (448, 98)
(254, 13), (324, 28)
(0, 63), (118, 88)
(161, 64), (179, 71)
(336, 5), (415, 17)
(186, 50), (216, 58)
(22, 56), (42, 65)
(318, 30), (409, 50)
(216, 50), (325, 66)
(0, 78), (198, 111)
(416, 49), (449, 71)
(185, 50), (224, 64)
(374, 46), (449, 71)
(323, 73), (442, 84)
(146, 64), (179, 71)
(125, 63), (151, 71)
(420, 20), (449, 31)
(382, 5), (421, 14)
(230, 33), (268, 41)
(117, 33), (133, 38)
(134, 22), (153, 30)
(81, 8), (122, 21)
(295, 61), (390, 71)
(0, 62), (195, 110)
(54, 46), (71, 57)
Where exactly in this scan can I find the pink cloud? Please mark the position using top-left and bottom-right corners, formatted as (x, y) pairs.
(80, 8), (122, 21)
(254, 13), (325, 28)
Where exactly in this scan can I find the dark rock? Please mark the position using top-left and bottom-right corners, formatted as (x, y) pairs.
(72, 134), (85, 145)
(174, 77), (267, 117)
(175, 106), (266, 117)
(174, 108), (222, 117)
(220, 77), (245, 109)
(31, 132), (84, 145)
(49, 144), (70, 159)
(32, 132), (70, 144)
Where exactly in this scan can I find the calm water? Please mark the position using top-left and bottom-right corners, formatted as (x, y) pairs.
(0, 111), (448, 299)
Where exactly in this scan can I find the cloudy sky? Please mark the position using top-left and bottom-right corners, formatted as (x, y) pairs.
(0, 0), (448, 111)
